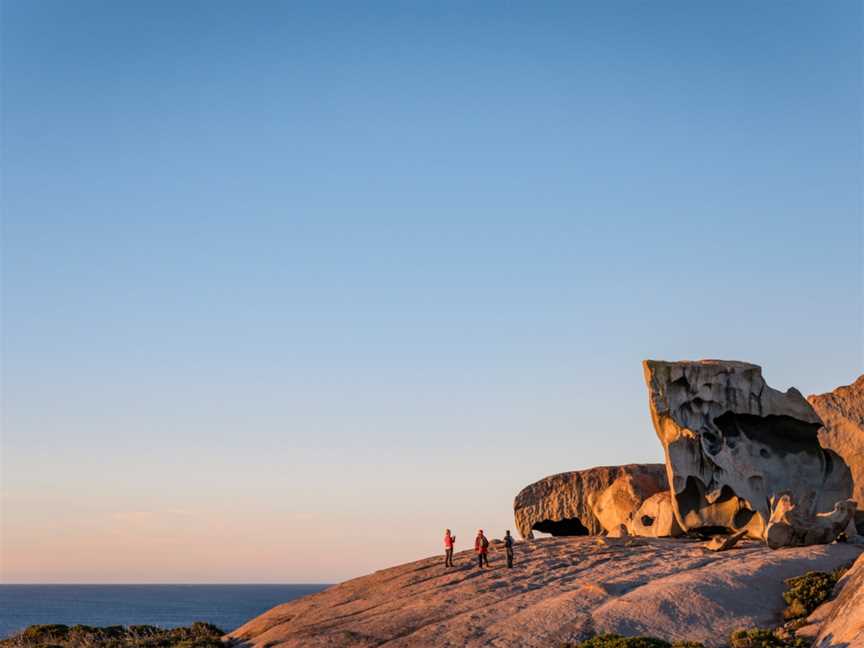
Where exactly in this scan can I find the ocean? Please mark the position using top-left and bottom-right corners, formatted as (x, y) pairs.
(0, 584), (329, 639)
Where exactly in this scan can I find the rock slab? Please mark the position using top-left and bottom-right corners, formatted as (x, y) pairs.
(226, 538), (862, 648)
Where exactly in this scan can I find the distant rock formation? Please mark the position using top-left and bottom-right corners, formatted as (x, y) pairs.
(809, 375), (864, 532)
(511, 361), (858, 548)
(513, 464), (670, 540)
(643, 359), (855, 546)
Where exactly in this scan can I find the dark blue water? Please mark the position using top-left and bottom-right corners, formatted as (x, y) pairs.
(0, 584), (329, 639)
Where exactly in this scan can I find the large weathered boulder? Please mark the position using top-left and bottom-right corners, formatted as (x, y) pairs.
(643, 359), (854, 545)
(809, 375), (864, 532)
(513, 464), (668, 539)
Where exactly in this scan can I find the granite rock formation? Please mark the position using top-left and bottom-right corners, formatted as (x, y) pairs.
(513, 464), (668, 540)
(643, 359), (854, 544)
(809, 375), (864, 533)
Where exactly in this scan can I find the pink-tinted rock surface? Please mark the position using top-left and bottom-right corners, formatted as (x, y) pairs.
(812, 551), (864, 647)
(797, 550), (864, 646)
(226, 537), (862, 647)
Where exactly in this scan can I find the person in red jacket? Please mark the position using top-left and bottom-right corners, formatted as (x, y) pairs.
(474, 529), (489, 568)
(443, 529), (455, 567)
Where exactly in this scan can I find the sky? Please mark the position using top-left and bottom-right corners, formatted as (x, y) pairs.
(1, 1), (862, 584)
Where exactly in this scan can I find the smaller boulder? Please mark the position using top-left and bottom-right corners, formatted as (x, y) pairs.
(513, 464), (667, 539)
(705, 529), (748, 552)
(628, 491), (683, 538)
(765, 494), (857, 549)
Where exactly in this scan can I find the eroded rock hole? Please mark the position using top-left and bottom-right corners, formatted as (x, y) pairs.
(677, 476), (741, 533)
(672, 376), (690, 389)
(531, 517), (589, 536)
(702, 431), (722, 455)
(712, 412), (822, 455)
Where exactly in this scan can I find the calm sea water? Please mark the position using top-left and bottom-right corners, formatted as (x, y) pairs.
(0, 584), (329, 639)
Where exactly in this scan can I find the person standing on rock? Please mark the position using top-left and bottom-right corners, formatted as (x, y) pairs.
(444, 529), (456, 567)
(475, 529), (489, 568)
(503, 530), (514, 568)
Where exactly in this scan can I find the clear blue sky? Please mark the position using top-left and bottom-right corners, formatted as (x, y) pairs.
(1, 1), (862, 582)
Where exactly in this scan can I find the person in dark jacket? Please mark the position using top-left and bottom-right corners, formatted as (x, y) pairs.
(474, 529), (489, 568)
(444, 529), (455, 567)
(503, 530), (514, 568)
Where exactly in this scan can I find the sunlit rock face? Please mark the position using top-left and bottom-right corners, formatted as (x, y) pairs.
(513, 464), (668, 540)
(643, 359), (854, 542)
(809, 375), (864, 533)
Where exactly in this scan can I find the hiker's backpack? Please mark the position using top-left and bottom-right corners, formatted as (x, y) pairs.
(481, 536), (489, 549)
